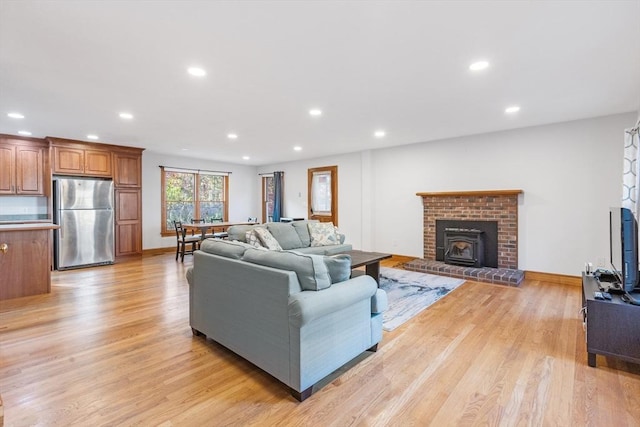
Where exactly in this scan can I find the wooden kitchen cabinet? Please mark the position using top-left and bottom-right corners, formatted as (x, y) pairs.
(0, 225), (57, 300)
(52, 145), (112, 177)
(114, 152), (142, 188)
(0, 135), (48, 196)
(115, 189), (142, 257)
(47, 137), (144, 259)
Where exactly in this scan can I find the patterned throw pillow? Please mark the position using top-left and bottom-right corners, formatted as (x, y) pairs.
(308, 222), (339, 247)
(253, 227), (283, 250)
(245, 229), (265, 248)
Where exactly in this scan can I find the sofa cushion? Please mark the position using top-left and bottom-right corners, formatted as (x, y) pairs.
(266, 223), (304, 249)
(245, 229), (265, 248)
(254, 227), (283, 250)
(242, 248), (331, 291)
(199, 239), (253, 259)
(291, 220), (317, 247)
(228, 224), (260, 242)
(308, 222), (339, 246)
(323, 253), (352, 283)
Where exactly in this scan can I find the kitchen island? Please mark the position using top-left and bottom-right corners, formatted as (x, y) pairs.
(0, 222), (59, 300)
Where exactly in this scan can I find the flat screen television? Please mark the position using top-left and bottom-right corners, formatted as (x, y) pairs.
(610, 207), (639, 292)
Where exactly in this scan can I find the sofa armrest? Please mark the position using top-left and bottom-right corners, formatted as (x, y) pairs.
(288, 275), (377, 328)
(371, 289), (388, 314)
(185, 266), (194, 286)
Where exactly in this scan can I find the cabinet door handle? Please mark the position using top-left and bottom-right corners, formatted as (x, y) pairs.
(0, 243), (8, 253)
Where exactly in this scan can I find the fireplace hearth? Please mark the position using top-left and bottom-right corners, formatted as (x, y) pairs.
(444, 228), (484, 267)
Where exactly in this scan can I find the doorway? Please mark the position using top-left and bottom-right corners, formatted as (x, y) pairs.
(307, 165), (338, 225)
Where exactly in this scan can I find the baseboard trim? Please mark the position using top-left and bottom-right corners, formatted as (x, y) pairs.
(524, 270), (581, 286)
(143, 247), (175, 256)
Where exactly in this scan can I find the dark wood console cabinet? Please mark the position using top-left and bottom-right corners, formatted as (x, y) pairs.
(582, 273), (640, 367)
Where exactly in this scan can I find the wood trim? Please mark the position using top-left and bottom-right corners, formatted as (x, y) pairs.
(524, 270), (581, 286)
(142, 246), (175, 256)
(416, 189), (523, 197)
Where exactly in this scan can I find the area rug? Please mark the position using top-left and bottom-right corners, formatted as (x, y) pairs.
(379, 267), (465, 331)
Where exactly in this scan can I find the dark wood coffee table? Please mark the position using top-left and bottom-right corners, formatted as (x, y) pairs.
(346, 250), (392, 286)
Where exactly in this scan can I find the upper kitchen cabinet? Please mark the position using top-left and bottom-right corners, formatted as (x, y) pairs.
(0, 135), (49, 196)
(50, 139), (112, 177)
(114, 151), (142, 188)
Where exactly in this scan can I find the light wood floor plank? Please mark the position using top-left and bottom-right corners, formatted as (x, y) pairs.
(1, 254), (639, 425)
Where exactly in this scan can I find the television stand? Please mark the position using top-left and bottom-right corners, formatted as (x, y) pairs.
(582, 273), (640, 367)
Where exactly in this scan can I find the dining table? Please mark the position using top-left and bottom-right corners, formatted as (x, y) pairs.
(182, 221), (257, 240)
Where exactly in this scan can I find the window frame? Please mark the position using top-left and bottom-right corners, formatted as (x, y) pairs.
(160, 167), (229, 237)
(262, 175), (275, 223)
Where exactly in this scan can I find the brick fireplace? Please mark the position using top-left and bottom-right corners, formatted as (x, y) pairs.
(405, 189), (524, 286)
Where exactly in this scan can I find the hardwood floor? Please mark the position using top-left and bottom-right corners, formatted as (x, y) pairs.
(1, 254), (639, 426)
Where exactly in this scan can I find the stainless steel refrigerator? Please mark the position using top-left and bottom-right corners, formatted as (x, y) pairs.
(53, 178), (115, 270)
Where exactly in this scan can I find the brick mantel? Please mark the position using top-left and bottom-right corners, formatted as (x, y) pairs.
(418, 189), (523, 269)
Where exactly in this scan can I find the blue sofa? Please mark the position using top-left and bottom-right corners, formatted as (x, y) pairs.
(186, 239), (387, 401)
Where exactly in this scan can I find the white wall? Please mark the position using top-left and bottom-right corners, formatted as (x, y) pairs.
(141, 151), (259, 250)
(259, 112), (636, 276)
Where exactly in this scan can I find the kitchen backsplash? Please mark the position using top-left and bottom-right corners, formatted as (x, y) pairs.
(0, 196), (48, 221)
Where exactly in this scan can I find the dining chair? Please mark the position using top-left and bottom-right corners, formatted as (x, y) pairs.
(208, 217), (229, 239)
(174, 221), (201, 262)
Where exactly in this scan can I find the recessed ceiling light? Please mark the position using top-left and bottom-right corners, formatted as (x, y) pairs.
(309, 109), (322, 117)
(293, 146), (302, 151)
(18, 130), (32, 136)
(227, 133), (238, 140)
(469, 60), (490, 71)
(242, 156), (250, 160)
(87, 134), (99, 140)
(374, 130), (386, 138)
(505, 105), (521, 114)
(119, 112), (134, 120)
(188, 67), (206, 77)
(181, 148), (189, 151)
(7, 112), (25, 119)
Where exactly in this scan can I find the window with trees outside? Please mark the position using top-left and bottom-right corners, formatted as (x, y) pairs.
(262, 175), (275, 223)
(161, 167), (229, 235)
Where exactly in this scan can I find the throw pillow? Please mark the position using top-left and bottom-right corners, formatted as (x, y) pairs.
(242, 249), (331, 291)
(253, 227), (283, 250)
(245, 229), (265, 248)
(308, 222), (339, 247)
(324, 253), (351, 283)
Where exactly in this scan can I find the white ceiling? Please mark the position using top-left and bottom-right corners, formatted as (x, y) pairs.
(1, 1), (639, 166)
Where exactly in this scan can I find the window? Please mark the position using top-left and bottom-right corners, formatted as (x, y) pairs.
(161, 167), (228, 235)
(262, 175), (275, 223)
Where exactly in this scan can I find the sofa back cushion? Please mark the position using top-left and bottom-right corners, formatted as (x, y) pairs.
(291, 220), (318, 247)
(228, 224), (263, 242)
(199, 239), (254, 259)
(266, 223), (304, 250)
(242, 248), (331, 291)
